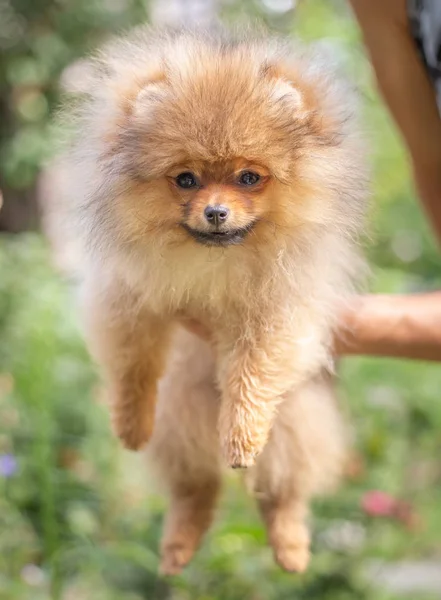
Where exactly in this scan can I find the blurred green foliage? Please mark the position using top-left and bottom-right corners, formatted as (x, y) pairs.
(1, 0), (441, 599)
(0, 0), (146, 191)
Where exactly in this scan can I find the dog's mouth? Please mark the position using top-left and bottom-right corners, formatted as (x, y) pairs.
(181, 223), (255, 247)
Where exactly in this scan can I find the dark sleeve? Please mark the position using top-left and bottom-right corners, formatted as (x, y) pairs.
(408, 0), (441, 111)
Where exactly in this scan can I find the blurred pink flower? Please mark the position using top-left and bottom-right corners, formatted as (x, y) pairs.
(361, 490), (422, 531)
(361, 490), (397, 517)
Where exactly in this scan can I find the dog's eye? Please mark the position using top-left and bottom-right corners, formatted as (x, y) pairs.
(238, 171), (261, 186)
(176, 172), (198, 189)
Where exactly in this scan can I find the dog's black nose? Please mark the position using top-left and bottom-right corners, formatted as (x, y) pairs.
(204, 204), (230, 227)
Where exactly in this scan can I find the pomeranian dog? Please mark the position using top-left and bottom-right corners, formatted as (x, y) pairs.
(60, 26), (368, 573)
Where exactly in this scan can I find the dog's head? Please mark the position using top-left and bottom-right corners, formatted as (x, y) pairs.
(70, 29), (367, 257)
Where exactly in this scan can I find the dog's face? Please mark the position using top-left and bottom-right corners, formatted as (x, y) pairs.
(96, 38), (358, 253)
(165, 158), (273, 247)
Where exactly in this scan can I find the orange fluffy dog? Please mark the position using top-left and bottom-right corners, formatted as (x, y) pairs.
(61, 27), (368, 573)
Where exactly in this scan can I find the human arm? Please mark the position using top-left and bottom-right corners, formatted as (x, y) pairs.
(335, 292), (441, 361)
(349, 0), (441, 243)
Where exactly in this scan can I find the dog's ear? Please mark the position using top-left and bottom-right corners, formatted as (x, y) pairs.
(260, 61), (307, 114)
(134, 69), (168, 115)
(108, 64), (168, 117)
(98, 64), (168, 151)
(260, 59), (345, 144)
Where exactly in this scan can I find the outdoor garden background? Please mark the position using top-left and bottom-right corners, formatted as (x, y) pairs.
(1, 0), (441, 598)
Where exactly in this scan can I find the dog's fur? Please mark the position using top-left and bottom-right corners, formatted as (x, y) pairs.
(61, 26), (368, 573)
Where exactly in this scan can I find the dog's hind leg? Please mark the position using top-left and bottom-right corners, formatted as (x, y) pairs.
(148, 328), (222, 576)
(248, 374), (347, 573)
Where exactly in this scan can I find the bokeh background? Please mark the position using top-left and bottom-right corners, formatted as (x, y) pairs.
(1, 0), (441, 599)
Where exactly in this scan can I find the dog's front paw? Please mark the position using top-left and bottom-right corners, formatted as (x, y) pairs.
(112, 410), (153, 450)
(221, 434), (263, 469)
(219, 394), (272, 468)
(111, 391), (156, 451)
